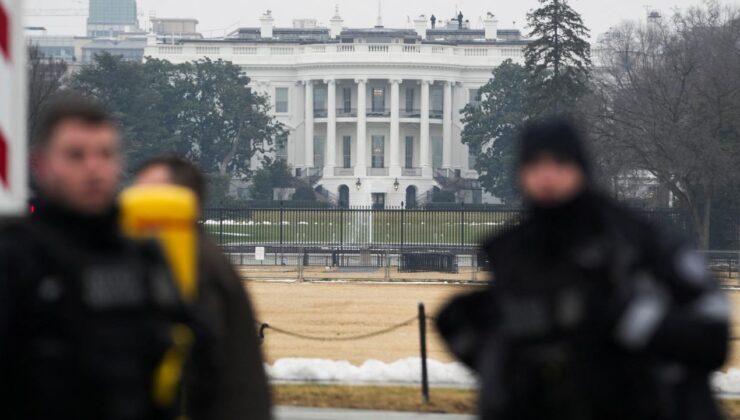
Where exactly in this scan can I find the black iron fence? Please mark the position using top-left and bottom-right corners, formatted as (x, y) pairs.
(202, 206), (739, 251)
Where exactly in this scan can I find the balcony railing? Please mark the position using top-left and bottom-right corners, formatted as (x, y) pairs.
(402, 167), (422, 177)
(334, 167), (354, 176)
(367, 167), (389, 176)
(401, 109), (421, 118)
(367, 108), (391, 118)
(429, 110), (444, 119)
(314, 108), (328, 118)
(337, 108), (357, 117)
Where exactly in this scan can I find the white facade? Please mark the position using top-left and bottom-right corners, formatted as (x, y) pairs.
(145, 11), (529, 207)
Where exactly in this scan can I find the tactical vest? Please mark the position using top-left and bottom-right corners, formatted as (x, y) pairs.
(7, 221), (187, 420)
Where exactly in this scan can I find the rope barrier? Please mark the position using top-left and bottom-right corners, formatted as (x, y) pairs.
(257, 316), (419, 342)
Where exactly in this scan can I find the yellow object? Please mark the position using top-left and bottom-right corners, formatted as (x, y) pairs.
(152, 324), (195, 408)
(119, 185), (199, 303)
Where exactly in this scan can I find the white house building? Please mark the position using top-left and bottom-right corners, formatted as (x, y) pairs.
(145, 9), (530, 208)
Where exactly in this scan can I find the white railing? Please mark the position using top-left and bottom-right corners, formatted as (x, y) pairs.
(367, 167), (389, 176)
(368, 44), (389, 53)
(334, 167), (355, 176)
(233, 46), (257, 55)
(402, 168), (422, 177)
(196, 47), (220, 55)
(148, 43), (523, 63)
(158, 46), (183, 55)
(403, 45), (421, 54)
(270, 47), (294, 55)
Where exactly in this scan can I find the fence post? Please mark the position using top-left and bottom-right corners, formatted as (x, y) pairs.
(297, 247), (304, 283)
(418, 302), (430, 404)
(460, 202), (465, 248)
(279, 202), (285, 264)
(400, 203), (405, 250)
(340, 206), (344, 253)
(219, 208), (225, 246)
(385, 250), (391, 282)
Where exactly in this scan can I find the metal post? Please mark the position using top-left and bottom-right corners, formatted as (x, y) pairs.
(297, 247), (304, 283)
(279, 202), (285, 264)
(400, 203), (405, 250)
(460, 202), (465, 248)
(219, 208), (225, 246)
(385, 250), (390, 282)
(418, 302), (430, 404)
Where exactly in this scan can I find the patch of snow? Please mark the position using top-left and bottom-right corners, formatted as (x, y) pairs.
(266, 357), (476, 386)
(713, 369), (740, 394)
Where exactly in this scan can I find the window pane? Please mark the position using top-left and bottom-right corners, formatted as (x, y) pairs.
(276, 134), (288, 161)
(314, 136), (324, 168)
(405, 88), (414, 112)
(343, 136), (352, 168)
(275, 87), (289, 113)
(468, 88), (481, 105)
(314, 87), (327, 112)
(371, 135), (385, 168)
(432, 135), (443, 170)
(431, 88), (443, 113)
(343, 88), (352, 113)
(468, 143), (479, 169)
(405, 136), (414, 168)
(372, 88), (385, 112)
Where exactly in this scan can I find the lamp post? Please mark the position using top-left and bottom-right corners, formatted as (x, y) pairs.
(355, 178), (362, 191)
(393, 178), (400, 191)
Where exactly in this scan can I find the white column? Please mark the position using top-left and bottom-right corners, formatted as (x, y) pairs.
(325, 79), (337, 173)
(304, 80), (314, 168)
(389, 79), (402, 177)
(355, 78), (367, 177)
(420, 79), (432, 177)
(442, 81), (453, 169)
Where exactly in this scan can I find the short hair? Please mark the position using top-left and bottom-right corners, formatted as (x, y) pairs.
(35, 93), (115, 148)
(135, 156), (206, 203)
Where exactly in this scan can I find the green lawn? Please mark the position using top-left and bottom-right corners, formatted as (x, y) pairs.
(203, 210), (519, 246)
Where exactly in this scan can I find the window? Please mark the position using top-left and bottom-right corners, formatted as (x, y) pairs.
(372, 193), (386, 210)
(468, 143), (480, 170)
(314, 86), (327, 113)
(432, 135), (443, 170)
(431, 87), (443, 114)
(405, 136), (414, 168)
(405, 88), (415, 113)
(343, 136), (352, 168)
(275, 87), (289, 113)
(468, 88), (482, 106)
(371, 135), (385, 168)
(275, 134), (288, 161)
(343, 88), (352, 114)
(313, 136), (325, 168)
(372, 88), (385, 113)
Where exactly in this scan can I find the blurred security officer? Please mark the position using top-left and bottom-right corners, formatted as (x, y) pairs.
(437, 118), (729, 420)
(0, 96), (188, 420)
(135, 156), (271, 420)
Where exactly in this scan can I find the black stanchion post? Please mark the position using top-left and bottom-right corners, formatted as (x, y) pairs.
(418, 302), (430, 404)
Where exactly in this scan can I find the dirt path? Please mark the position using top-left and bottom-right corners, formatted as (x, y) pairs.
(246, 281), (740, 369)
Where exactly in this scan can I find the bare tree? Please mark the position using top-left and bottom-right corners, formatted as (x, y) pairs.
(589, 4), (740, 248)
(27, 45), (68, 144)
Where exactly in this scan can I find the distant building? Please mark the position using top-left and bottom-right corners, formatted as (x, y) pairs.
(81, 38), (146, 64)
(87, 0), (140, 37)
(146, 9), (529, 207)
(151, 18), (203, 44)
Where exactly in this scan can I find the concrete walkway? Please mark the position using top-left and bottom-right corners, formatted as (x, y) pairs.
(275, 406), (475, 420)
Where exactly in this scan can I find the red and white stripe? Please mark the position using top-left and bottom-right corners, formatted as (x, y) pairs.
(0, 0), (27, 216)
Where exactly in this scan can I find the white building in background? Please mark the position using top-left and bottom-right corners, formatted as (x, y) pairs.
(146, 9), (530, 208)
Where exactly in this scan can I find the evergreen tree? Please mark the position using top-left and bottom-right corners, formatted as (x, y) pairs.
(460, 60), (534, 204)
(525, 0), (592, 114)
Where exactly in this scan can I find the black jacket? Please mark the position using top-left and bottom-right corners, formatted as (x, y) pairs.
(184, 232), (272, 420)
(438, 191), (729, 420)
(0, 201), (186, 420)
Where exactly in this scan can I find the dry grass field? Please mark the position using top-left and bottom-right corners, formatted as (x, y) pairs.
(246, 281), (740, 369)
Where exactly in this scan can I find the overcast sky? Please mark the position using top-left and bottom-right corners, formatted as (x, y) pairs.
(25, 0), (740, 39)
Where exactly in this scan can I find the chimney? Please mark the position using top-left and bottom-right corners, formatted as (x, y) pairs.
(330, 6), (343, 39)
(260, 10), (274, 39)
(413, 15), (427, 40)
(484, 13), (498, 41)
